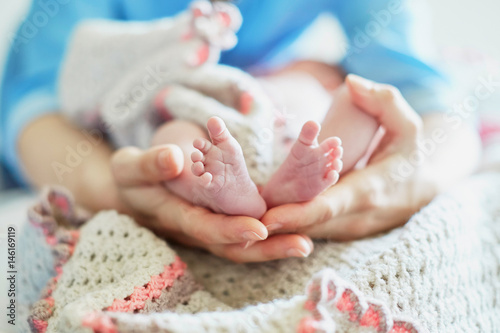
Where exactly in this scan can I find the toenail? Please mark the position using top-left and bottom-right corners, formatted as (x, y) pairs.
(242, 231), (265, 241)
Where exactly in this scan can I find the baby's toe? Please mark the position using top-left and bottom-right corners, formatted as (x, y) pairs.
(324, 169), (340, 185)
(327, 146), (343, 160)
(192, 161), (205, 177)
(191, 150), (204, 163)
(199, 172), (213, 188)
(298, 121), (321, 146)
(327, 158), (343, 174)
(207, 116), (231, 145)
(193, 138), (212, 154)
(320, 137), (342, 153)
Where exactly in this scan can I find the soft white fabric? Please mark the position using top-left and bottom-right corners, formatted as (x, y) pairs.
(59, 1), (279, 185)
(17, 172), (500, 332)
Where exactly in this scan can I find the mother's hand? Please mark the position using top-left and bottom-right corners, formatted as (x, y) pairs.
(262, 74), (436, 240)
(110, 144), (313, 262)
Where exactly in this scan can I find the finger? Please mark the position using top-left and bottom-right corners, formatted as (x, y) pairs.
(345, 74), (422, 138)
(111, 145), (184, 187)
(208, 234), (314, 263)
(162, 232), (314, 263)
(261, 184), (348, 234)
(160, 230), (213, 249)
(296, 212), (378, 241)
(300, 207), (411, 241)
(261, 172), (380, 235)
(155, 195), (269, 245)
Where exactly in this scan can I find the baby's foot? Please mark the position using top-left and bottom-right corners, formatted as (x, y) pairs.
(262, 121), (343, 208)
(190, 117), (266, 219)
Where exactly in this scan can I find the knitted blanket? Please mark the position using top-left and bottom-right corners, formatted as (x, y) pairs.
(16, 171), (500, 333)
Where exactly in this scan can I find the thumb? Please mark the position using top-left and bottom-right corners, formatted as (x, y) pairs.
(345, 74), (422, 138)
(111, 145), (184, 187)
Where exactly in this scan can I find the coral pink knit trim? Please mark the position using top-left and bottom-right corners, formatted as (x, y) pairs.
(106, 256), (187, 313)
(82, 312), (118, 333)
(27, 189), (83, 333)
(298, 269), (421, 333)
(29, 227), (79, 333)
(32, 319), (49, 333)
(82, 256), (187, 333)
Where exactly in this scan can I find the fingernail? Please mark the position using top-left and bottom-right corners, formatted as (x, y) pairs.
(286, 248), (310, 258)
(242, 231), (265, 241)
(266, 224), (282, 232)
(242, 240), (256, 249)
(286, 238), (312, 258)
(158, 150), (171, 169)
(305, 238), (314, 251)
(347, 74), (374, 92)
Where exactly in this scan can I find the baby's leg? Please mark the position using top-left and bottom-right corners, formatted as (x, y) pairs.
(319, 84), (379, 174)
(152, 118), (266, 219)
(261, 121), (343, 208)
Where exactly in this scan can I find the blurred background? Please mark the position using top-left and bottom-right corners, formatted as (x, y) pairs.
(1, 0), (500, 87)
(1, 0), (500, 191)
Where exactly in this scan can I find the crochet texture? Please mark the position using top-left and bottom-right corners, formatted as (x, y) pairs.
(17, 172), (500, 332)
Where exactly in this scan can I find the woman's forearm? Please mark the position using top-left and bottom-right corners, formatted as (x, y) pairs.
(18, 113), (120, 212)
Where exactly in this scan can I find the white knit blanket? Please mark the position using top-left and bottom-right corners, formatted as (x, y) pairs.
(16, 172), (500, 333)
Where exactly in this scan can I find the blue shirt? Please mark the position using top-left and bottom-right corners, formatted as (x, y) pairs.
(0, 0), (450, 186)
